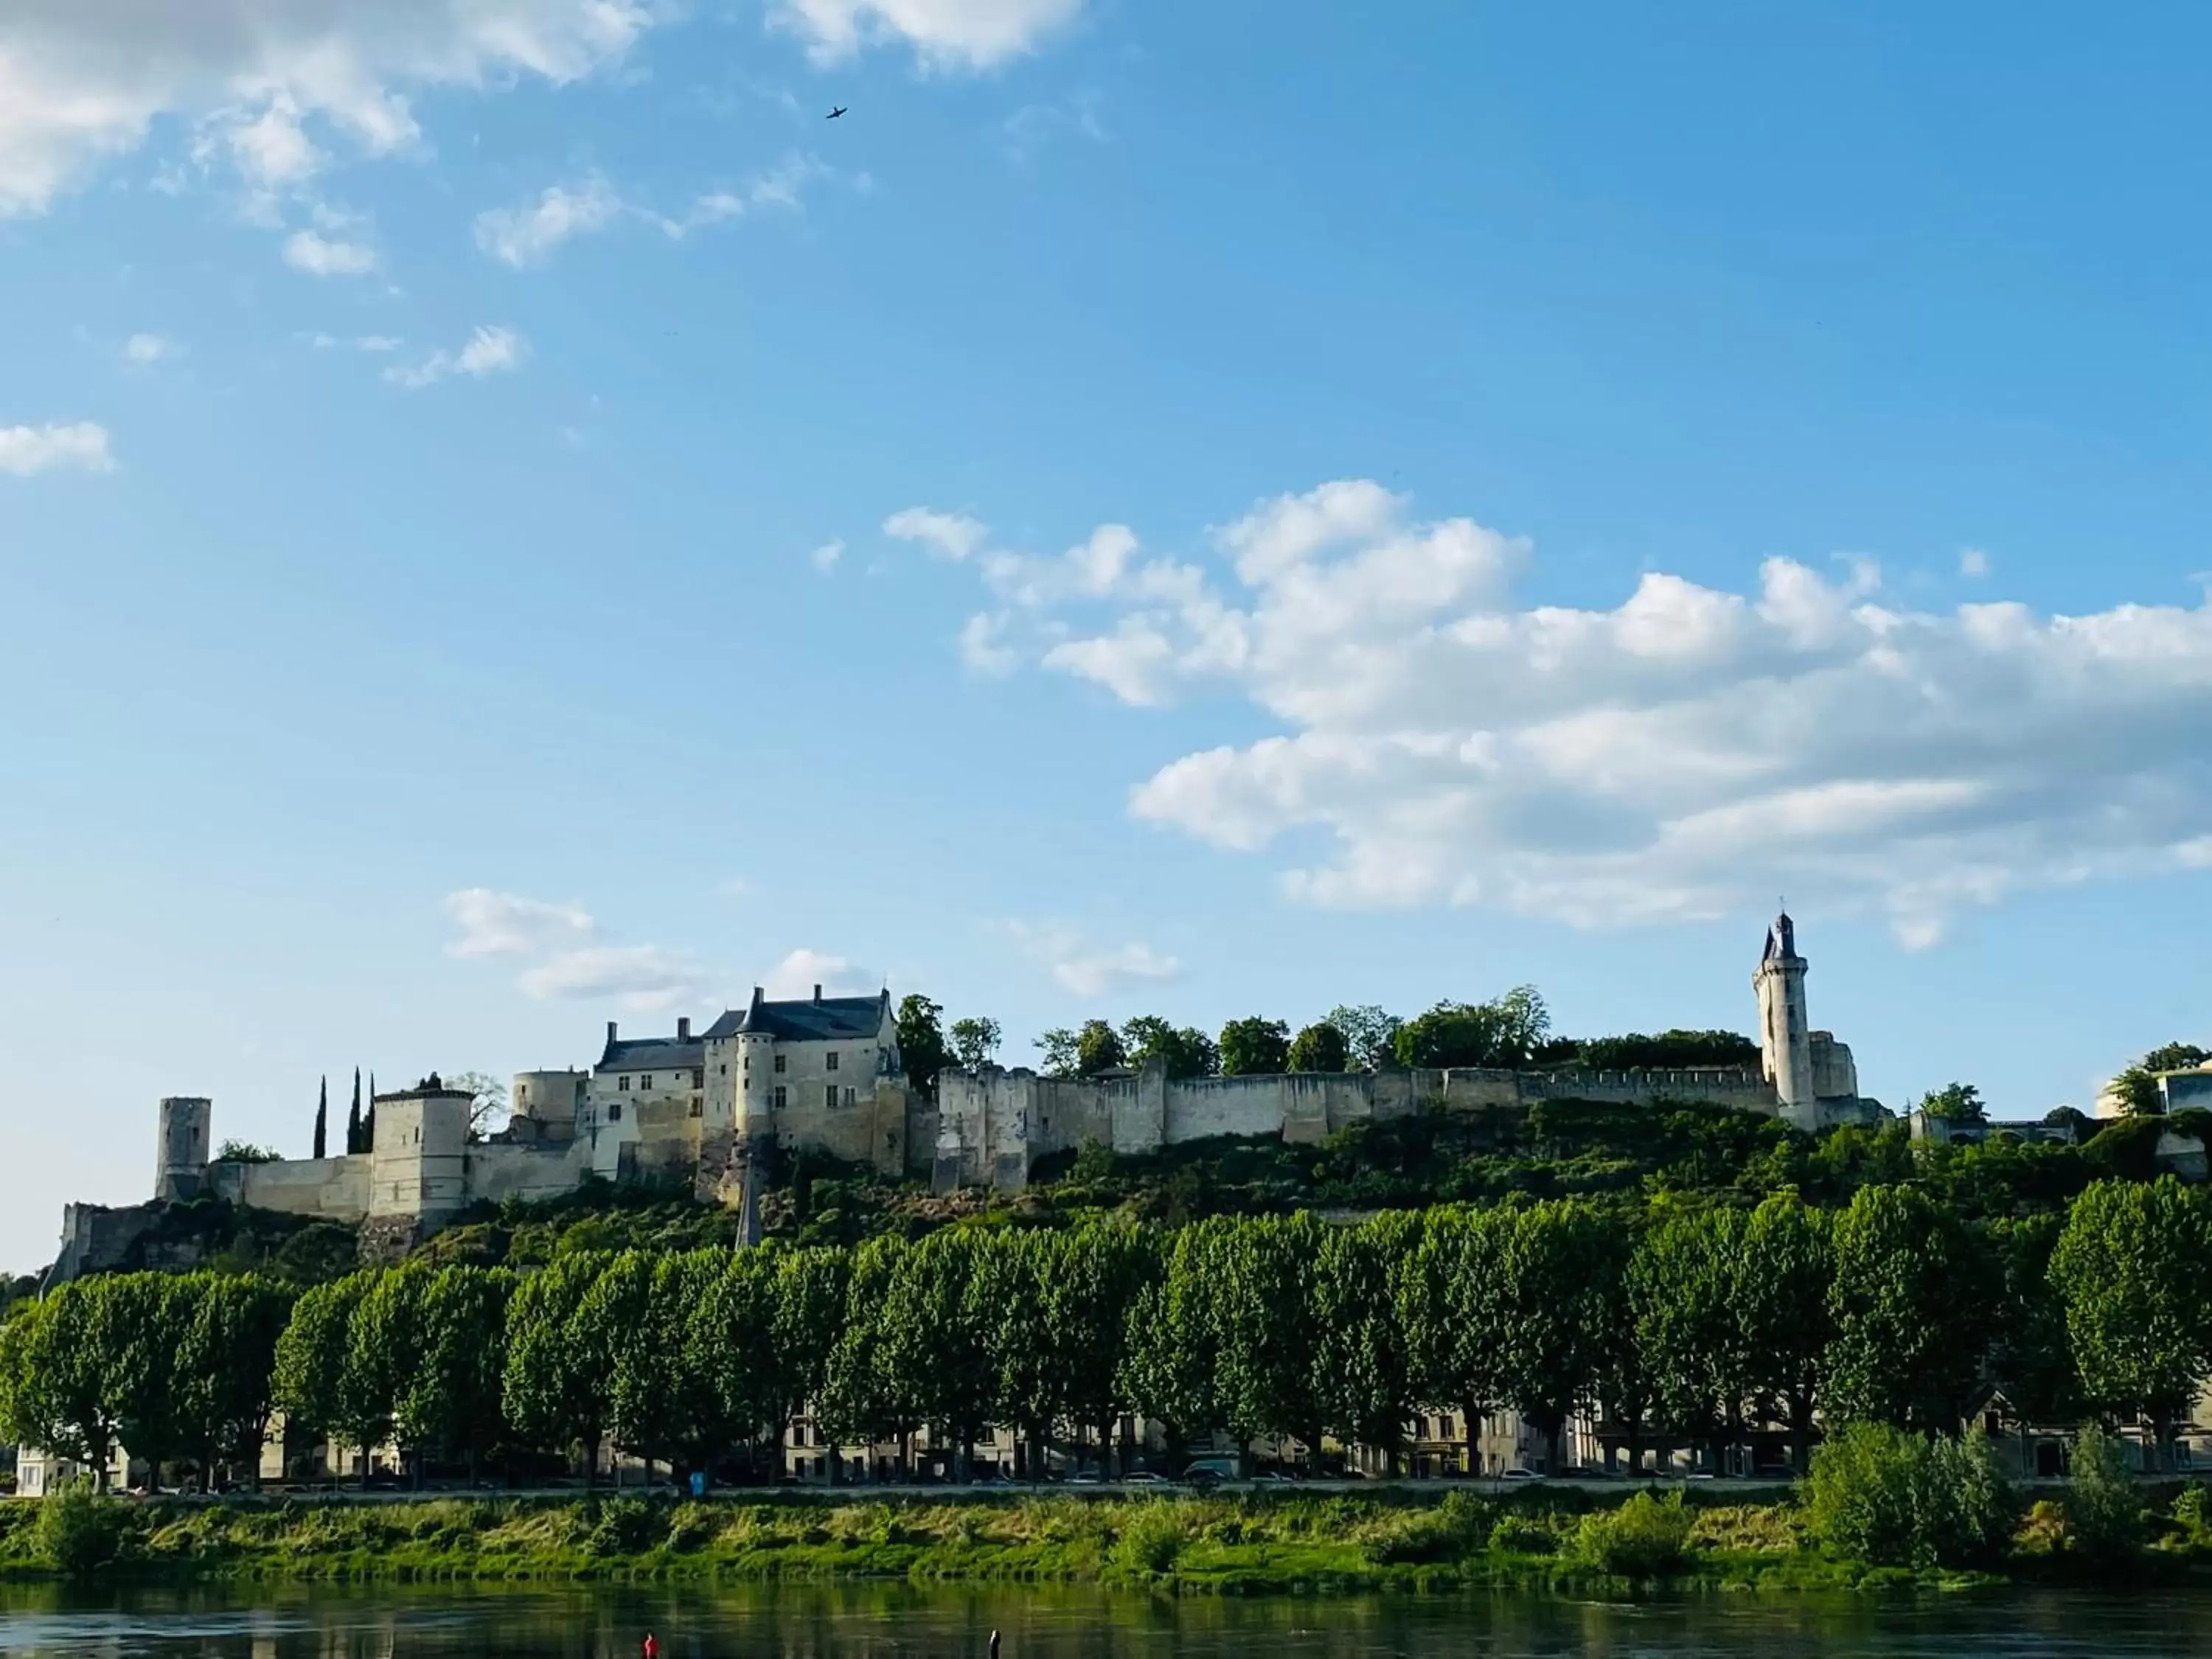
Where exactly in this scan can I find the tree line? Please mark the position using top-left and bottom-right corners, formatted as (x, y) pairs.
(8, 1175), (2212, 1491)
(895, 987), (1760, 1092)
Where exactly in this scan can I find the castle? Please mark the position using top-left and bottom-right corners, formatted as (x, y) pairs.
(49, 914), (1882, 1279)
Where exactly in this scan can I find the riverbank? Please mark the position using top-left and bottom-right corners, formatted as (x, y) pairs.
(1, 1486), (2199, 1593)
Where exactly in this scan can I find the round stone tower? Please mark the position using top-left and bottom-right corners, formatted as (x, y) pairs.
(155, 1096), (213, 1202)
(1753, 912), (1814, 1110)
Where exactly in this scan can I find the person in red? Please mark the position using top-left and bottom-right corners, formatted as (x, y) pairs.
(643, 1635), (659, 1659)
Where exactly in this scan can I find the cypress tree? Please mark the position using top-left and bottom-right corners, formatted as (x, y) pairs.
(364, 1072), (377, 1154)
(346, 1068), (363, 1155)
(313, 1076), (328, 1160)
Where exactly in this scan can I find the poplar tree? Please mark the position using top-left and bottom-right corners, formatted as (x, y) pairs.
(345, 1070), (363, 1156)
(313, 1077), (328, 1160)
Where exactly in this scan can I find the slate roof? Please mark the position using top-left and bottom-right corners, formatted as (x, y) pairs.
(1761, 911), (1799, 964)
(701, 988), (889, 1044)
(597, 1037), (706, 1073)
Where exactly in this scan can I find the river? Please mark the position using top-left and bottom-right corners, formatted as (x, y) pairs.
(2, 1585), (2208, 1659)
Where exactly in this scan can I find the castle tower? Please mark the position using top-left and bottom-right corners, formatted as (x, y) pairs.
(366, 1075), (472, 1237)
(1753, 912), (1814, 1109)
(155, 1096), (212, 1202)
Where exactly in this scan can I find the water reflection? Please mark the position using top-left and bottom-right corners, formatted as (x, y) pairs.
(1, 1584), (2205, 1659)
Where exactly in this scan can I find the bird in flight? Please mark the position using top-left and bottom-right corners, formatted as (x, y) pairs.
(827, 105), (847, 119)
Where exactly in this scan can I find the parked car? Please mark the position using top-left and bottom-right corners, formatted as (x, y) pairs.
(1070, 1472), (1103, 1486)
(1181, 1469), (1224, 1491)
(1249, 1471), (1294, 1486)
(1121, 1471), (1171, 1486)
(1500, 1467), (1545, 1482)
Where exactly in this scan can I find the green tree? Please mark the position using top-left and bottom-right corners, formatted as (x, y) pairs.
(2143, 1042), (2211, 1076)
(1286, 1020), (1350, 1073)
(400, 1266), (512, 1479)
(977, 1229), (1057, 1477)
(313, 1077), (328, 1160)
(1315, 1212), (1418, 1470)
(1218, 1017), (1291, 1077)
(604, 1249), (716, 1480)
(948, 1016), (1002, 1072)
(2050, 1177), (2212, 1470)
(1038, 1019), (1127, 1078)
(2065, 1420), (2146, 1556)
(1121, 1016), (1217, 1079)
(698, 1246), (787, 1481)
(1734, 1190), (1833, 1472)
(346, 1068), (363, 1155)
(1048, 1222), (1158, 1476)
(344, 1267), (428, 1483)
(771, 1245), (850, 1463)
(1210, 1213), (1327, 1462)
(1826, 1183), (1994, 1432)
(1397, 1206), (1512, 1475)
(1804, 1420), (2014, 1569)
(1917, 1082), (1986, 1121)
(1121, 1220), (1231, 1470)
(2108, 1065), (2165, 1118)
(101, 1273), (194, 1486)
(503, 1251), (617, 1484)
(1986, 1212), (2079, 1431)
(1499, 1198), (1625, 1472)
(880, 1228), (998, 1475)
(1324, 1005), (1402, 1072)
(577, 1250), (663, 1479)
(1628, 1206), (1749, 1472)
(895, 994), (950, 1095)
(174, 1273), (291, 1488)
(820, 1235), (923, 1474)
(8, 1281), (125, 1487)
(1394, 986), (1551, 1070)
(272, 1272), (371, 1480)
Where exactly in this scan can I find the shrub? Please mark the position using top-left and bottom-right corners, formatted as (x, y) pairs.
(35, 1481), (130, 1576)
(1804, 1422), (2014, 1569)
(1112, 1501), (1186, 1574)
(2066, 1423), (2144, 1559)
(1487, 1514), (1556, 1555)
(1574, 1490), (1693, 1577)
(2171, 1482), (2212, 1547)
(586, 1498), (658, 1556)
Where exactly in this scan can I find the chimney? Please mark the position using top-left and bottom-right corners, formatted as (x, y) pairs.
(606, 1020), (618, 1048)
(677, 1016), (692, 1043)
(813, 983), (823, 1004)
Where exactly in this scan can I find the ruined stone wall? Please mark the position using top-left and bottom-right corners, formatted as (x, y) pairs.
(934, 1062), (1787, 1193)
(465, 1141), (594, 1206)
(225, 1154), (371, 1222)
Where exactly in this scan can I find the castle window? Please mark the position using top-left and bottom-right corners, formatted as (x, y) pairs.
(773, 1086), (787, 1110)
(641, 1074), (653, 1089)
(693, 1068), (704, 1088)
(609, 1102), (622, 1122)
(773, 1054), (787, 1074)
(827, 1051), (840, 1072)
(619, 1076), (631, 1092)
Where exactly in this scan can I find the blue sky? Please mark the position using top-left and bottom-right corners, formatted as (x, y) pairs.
(6, 1), (2212, 1272)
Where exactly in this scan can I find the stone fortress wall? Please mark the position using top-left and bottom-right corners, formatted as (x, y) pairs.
(47, 914), (1882, 1281)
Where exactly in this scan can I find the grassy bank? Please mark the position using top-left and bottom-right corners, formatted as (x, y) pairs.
(3, 1486), (2185, 1594)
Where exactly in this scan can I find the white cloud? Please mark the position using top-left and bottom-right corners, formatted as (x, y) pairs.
(762, 948), (878, 1000)
(474, 173), (625, 267)
(520, 945), (709, 1012)
(1003, 93), (1106, 164)
(773, 0), (1084, 69)
(385, 324), (526, 389)
(309, 332), (402, 352)
(442, 888), (593, 959)
(885, 505), (989, 560)
(0, 421), (114, 476)
(928, 478), (2212, 945)
(1960, 546), (1991, 577)
(0, 1), (660, 218)
(959, 611), (1019, 675)
(123, 333), (175, 365)
(1005, 922), (1180, 998)
(283, 228), (377, 276)
(810, 538), (845, 572)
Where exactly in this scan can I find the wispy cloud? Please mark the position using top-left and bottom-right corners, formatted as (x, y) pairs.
(885, 505), (989, 560)
(385, 326), (527, 389)
(1960, 546), (1991, 577)
(762, 947), (879, 999)
(442, 888), (594, 959)
(1004, 921), (1182, 998)
(123, 333), (177, 366)
(283, 228), (378, 276)
(474, 174), (625, 267)
(0, 422), (114, 476)
(810, 538), (845, 573)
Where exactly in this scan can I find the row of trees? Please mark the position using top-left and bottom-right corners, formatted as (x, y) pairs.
(8, 1176), (2211, 1489)
(899, 987), (1763, 1092)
